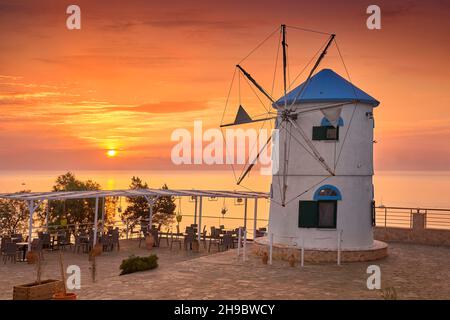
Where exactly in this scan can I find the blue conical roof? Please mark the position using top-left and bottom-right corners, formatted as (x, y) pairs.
(274, 69), (379, 107)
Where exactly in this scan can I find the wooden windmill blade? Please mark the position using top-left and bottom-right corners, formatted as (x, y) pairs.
(236, 132), (276, 185)
(221, 25), (336, 207)
(220, 105), (277, 128)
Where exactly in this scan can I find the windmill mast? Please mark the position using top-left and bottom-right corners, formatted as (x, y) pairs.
(281, 24), (288, 107)
(281, 24), (289, 206)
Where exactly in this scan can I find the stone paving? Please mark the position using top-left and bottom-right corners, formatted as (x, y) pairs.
(0, 239), (449, 300)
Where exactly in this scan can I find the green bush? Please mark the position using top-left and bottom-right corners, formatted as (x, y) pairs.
(119, 254), (158, 275)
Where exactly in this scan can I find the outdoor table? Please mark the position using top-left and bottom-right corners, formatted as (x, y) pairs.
(11, 237), (20, 242)
(16, 242), (28, 262)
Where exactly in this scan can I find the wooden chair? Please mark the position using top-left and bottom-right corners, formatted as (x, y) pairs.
(208, 227), (221, 253)
(159, 227), (171, 247)
(170, 225), (182, 250)
(3, 242), (18, 264)
(1, 237), (12, 255)
(102, 235), (113, 252)
(111, 228), (120, 251)
(74, 235), (88, 254)
(201, 225), (207, 249)
(31, 238), (44, 260)
(221, 234), (234, 251)
(56, 231), (71, 251)
(149, 228), (160, 247)
(38, 232), (52, 249)
(184, 232), (194, 251)
(138, 228), (148, 248)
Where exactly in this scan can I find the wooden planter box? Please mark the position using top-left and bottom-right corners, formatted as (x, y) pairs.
(13, 279), (64, 300)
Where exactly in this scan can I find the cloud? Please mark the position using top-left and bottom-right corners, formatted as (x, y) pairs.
(114, 101), (211, 114)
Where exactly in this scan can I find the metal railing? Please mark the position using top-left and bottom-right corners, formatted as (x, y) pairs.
(375, 206), (450, 230)
(23, 214), (269, 241)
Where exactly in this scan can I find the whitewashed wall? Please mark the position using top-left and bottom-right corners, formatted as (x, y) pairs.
(268, 102), (376, 249)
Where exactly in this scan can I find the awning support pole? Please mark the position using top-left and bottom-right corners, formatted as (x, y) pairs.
(101, 197), (105, 232)
(144, 196), (158, 228)
(27, 199), (43, 251)
(243, 198), (248, 230)
(197, 196), (203, 243)
(27, 200), (34, 251)
(93, 197), (99, 246)
(45, 199), (49, 231)
(253, 198), (258, 240)
(194, 196), (198, 225)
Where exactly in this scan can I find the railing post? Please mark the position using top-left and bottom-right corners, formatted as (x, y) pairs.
(243, 229), (247, 262)
(301, 236), (305, 267)
(424, 210), (427, 229)
(237, 227), (242, 257)
(269, 233), (273, 265)
(384, 207), (387, 227)
(337, 230), (342, 266)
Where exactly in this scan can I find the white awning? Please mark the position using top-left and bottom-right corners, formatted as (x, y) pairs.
(0, 188), (269, 201)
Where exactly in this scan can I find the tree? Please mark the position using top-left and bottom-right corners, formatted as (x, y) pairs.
(48, 172), (101, 229)
(122, 177), (176, 229)
(0, 190), (42, 235)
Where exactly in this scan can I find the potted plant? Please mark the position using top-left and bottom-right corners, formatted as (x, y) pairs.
(52, 250), (77, 300)
(176, 214), (182, 225)
(192, 239), (200, 252)
(13, 255), (64, 300)
(145, 233), (155, 250)
(221, 207), (228, 216)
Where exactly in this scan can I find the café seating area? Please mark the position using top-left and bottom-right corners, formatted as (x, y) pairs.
(137, 222), (247, 253)
(0, 227), (121, 264)
(0, 221), (267, 264)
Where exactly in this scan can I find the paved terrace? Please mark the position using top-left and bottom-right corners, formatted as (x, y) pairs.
(0, 239), (449, 300)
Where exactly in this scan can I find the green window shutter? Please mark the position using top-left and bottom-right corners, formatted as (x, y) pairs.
(312, 126), (327, 140)
(312, 126), (339, 141)
(371, 200), (376, 226)
(298, 201), (318, 228)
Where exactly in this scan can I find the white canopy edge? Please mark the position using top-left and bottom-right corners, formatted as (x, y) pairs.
(0, 188), (269, 201)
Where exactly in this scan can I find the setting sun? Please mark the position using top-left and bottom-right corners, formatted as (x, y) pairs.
(106, 149), (117, 157)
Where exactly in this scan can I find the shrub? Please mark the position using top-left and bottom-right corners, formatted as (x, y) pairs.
(119, 254), (158, 275)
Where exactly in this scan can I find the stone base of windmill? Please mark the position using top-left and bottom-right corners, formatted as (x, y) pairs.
(252, 237), (388, 263)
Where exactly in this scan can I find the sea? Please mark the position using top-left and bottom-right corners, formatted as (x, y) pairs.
(0, 170), (449, 232)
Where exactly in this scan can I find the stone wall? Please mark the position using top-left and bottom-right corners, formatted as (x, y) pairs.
(252, 238), (388, 263)
(374, 212), (450, 246)
(374, 227), (450, 246)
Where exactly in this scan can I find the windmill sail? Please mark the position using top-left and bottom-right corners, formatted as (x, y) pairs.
(321, 106), (342, 127)
(234, 105), (253, 125)
(221, 25), (346, 207)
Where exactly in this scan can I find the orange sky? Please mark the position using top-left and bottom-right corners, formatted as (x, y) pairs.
(0, 0), (449, 171)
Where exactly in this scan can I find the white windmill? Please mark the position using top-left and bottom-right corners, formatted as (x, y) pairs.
(221, 25), (387, 261)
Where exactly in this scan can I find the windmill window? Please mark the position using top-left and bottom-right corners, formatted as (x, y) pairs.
(312, 117), (343, 141)
(320, 117), (344, 127)
(298, 200), (337, 229)
(298, 185), (341, 229)
(317, 201), (337, 228)
(313, 185), (342, 201)
(312, 126), (339, 141)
